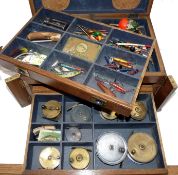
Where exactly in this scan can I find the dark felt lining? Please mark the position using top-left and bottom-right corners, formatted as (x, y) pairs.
(25, 93), (165, 170)
(32, 0), (149, 14)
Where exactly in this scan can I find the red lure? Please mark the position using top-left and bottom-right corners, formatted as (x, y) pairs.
(110, 82), (127, 94)
(118, 18), (129, 30)
(97, 81), (116, 97)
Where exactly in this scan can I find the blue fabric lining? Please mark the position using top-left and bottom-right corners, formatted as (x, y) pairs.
(32, 0), (149, 14)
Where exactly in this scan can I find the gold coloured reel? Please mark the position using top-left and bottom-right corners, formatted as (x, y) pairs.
(131, 102), (147, 121)
(39, 147), (61, 169)
(69, 148), (90, 170)
(42, 100), (61, 119)
(100, 111), (118, 120)
(128, 133), (158, 163)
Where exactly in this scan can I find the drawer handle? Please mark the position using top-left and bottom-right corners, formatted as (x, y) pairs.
(16, 67), (29, 77)
(95, 100), (104, 106)
(91, 97), (106, 107)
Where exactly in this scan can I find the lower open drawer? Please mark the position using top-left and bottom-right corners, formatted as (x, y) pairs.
(23, 92), (168, 175)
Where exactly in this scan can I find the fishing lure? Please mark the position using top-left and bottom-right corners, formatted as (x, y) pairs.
(10, 47), (28, 58)
(51, 61), (83, 78)
(105, 64), (119, 70)
(109, 39), (150, 57)
(110, 18), (140, 32)
(104, 56), (139, 75)
(112, 58), (133, 69)
(112, 57), (132, 65)
(60, 63), (83, 72)
(43, 17), (68, 31)
(110, 82), (127, 94)
(95, 75), (132, 96)
(76, 25), (107, 41)
(10, 48), (47, 67)
(96, 80), (116, 97)
(128, 69), (139, 75)
(57, 71), (81, 78)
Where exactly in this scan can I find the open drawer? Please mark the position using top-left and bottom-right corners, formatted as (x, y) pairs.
(0, 8), (155, 116)
(28, 0), (167, 84)
(20, 87), (168, 175)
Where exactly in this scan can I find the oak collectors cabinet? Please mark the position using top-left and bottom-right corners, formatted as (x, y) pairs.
(0, 1), (177, 175)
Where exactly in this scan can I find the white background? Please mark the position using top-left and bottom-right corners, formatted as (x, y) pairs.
(0, 0), (178, 166)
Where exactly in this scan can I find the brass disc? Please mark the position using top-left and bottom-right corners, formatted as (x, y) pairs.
(100, 111), (117, 120)
(131, 102), (147, 121)
(42, 100), (61, 119)
(69, 148), (90, 170)
(128, 133), (157, 163)
(42, 0), (70, 11)
(112, 0), (141, 10)
(39, 147), (61, 169)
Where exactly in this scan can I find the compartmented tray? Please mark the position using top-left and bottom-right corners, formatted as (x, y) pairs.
(24, 92), (167, 174)
(0, 8), (155, 116)
(29, 0), (165, 78)
(96, 18), (161, 73)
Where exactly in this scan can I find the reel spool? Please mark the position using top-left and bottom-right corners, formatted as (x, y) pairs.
(69, 148), (90, 170)
(96, 132), (127, 165)
(131, 101), (147, 121)
(100, 111), (118, 120)
(128, 132), (158, 163)
(39, 147), (61, 169)
(70, 104), (92, 122)
(66, 127), (82, 142)
(41, 100), (62, 120)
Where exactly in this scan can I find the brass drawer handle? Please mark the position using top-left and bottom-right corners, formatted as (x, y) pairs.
(16, 67), (30, 77)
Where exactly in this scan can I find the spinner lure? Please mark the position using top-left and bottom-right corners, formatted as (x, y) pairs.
(105, 56), (140, 75)
(95, 75), (133, 96)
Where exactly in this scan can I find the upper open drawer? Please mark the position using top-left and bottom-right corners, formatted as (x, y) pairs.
(30, 0), (153, 15)
(0, 8), (155, 116)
